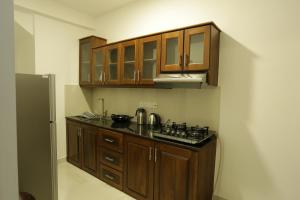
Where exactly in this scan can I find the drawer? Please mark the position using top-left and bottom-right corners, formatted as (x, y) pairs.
(100, 147), (123, 171)
(99, 129), (123, 152)
(99, 165), (123, 191)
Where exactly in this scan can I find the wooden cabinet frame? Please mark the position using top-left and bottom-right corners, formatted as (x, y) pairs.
(105, 44), (121, 85)
(80, 22), (220, 87)
(124, 136), (154, 200)
(92, 46), (106, 85)
(79, 36), (106, 86)
(79, 38), (92, 86)
(161, 30), (184, 72)
(138, 35), (161, 85)
(66, 118), (217, 200)
(184, 26), (211, 71)
(120, 40), (138, 85)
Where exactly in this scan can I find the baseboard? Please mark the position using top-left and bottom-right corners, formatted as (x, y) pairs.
(57, 157), (66, 164)
(213, 195), (228, 200)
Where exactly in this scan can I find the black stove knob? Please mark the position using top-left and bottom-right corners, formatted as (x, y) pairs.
(180, 131), (187, 138)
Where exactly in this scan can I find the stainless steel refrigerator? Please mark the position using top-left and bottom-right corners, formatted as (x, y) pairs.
(16, 74), (58, 200)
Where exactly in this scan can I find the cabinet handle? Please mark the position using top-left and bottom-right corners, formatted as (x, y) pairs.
(100, 71), (103, 82)
(103, 72), (106, 83)
(154, 148), (157, 163)
(104, 174), (114, 181)
(78, 128), (82, 137)
(149, 147), (152, 161)
(104, 156), (115, 163)
(179, 55), (183, 67)
(185, 54), (189, 66)
(137, 70), (140, 81)
(134, 70), (136, 82)
(104, 138), (115, 143)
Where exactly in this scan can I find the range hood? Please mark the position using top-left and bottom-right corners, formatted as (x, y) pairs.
(153, 73), (207, 89)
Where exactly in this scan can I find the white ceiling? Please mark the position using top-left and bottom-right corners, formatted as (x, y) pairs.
(51, 0), (138, 17)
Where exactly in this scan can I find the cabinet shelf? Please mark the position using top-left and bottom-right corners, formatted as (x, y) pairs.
(124, 60), (135, 64)
(143, 58), (156, 62)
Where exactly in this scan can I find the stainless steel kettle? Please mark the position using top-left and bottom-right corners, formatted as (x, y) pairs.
(135, 108), (147, 125)
(148, 113), (161, 126)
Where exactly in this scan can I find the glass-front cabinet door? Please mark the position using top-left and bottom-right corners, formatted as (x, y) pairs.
(105, 44), (120, 84)
(79, 36), (106, 86)
(79, 40), (92, 84)
(92, 47), (106, 85)
(138, 35), (161, 84)
(184, 26), (210, 71)
(120, 40), (138, 84)
(161, 31), (184, 72)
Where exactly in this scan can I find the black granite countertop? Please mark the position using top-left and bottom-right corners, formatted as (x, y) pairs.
(66, 116), (216, 151)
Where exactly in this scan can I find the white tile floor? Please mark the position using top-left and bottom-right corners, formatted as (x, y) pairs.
(58, 162), (134, 200)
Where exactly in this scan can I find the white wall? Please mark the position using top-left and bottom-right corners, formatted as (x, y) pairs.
(95, 0), (300, 199)
(34, 15), (94, 159)
(14, 10), (35, 74)
(0, 0), (19, 199)
(14, 0), (95, 29)
(14, 22), (35, 74)
(93, 88), (220, 130)
(14, 2), (96, 159)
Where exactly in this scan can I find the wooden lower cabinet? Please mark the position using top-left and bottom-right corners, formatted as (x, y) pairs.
(82, 125), (98, 176)
(154, 144), (193, 200)
(66, 121), (82, 168)
(124, 136), (154, 200)
(66, 120), (98, 176)
(124, 135), (216, 200)
(99, 164), (123, 190)
(66, 119), (216, 200)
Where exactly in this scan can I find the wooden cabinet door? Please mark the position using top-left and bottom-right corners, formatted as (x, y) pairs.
(120, 40), (138, 85)
(105, 44), (121, 85)
(124, 136), (154, 200)
(79, 39), (92, 85)
(82, 126), (98, 176)
(154, 143), (193, 200)
(66, 121), (82, 168)
(138, 35), (161, 85)
(184, 26), (211, 71)
(92, 47), (106, 85)
(161, 30), (184, 72)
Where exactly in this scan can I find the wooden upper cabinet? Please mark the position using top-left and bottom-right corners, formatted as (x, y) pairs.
(79, 36), (106, 86)
(105, 44), (121, 85)
(154, 143), (193, 200)
(80, 23), (220, 87)
(138, 35), (161, 85)
(120, 40), (138, 85)
(124, 136), (154, 200)
(92, 47), (106, 85)
(184, 26), (210, 71)
(161, 30), (184, 72)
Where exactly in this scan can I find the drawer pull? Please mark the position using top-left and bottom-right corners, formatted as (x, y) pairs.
(105, 156), (115, 163)
(104, 138), (115, 143)
(105, 174), (115, 181)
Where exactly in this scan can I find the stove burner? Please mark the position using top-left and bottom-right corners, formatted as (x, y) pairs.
(154, 122), (213, 145)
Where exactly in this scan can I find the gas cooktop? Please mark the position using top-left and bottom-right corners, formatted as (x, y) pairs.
(153, 122), (214, 145)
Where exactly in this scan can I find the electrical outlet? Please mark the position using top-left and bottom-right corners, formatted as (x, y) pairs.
(152, 103), (158, 109)
(138, 102), (145, 108)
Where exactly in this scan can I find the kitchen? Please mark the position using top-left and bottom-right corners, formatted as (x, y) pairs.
(1, 0), (300, 200)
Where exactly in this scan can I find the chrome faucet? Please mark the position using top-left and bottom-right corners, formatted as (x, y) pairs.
(99, 98), (108, 119)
